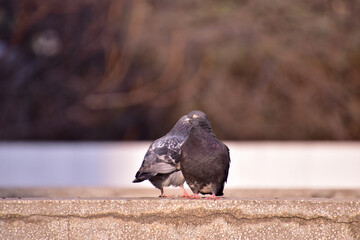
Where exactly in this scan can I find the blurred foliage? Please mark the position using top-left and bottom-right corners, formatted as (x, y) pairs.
(0, 0), (360, 140)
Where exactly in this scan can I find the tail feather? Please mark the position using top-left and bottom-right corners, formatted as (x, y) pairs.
(215, 182), (225, 196)
(132, 172), (156, 183)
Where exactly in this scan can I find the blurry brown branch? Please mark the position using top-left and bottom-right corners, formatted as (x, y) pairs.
(11, 0), (93, 44)
(85, 29), (188, 109)
(99, 1), (147, 91)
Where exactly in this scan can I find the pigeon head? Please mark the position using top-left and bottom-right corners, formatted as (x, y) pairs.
(187, 110), (207, 122)
(186, 110), (215, 135)
(168, 115), (192, 136)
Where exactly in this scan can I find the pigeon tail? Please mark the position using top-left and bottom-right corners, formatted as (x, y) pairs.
(132, 172), (156, 183)
(215, 183), (225, 196)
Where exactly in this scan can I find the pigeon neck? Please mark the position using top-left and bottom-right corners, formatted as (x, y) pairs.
(200, 122), (216, 137)
(168, 125), (191, 137)
(192, 123), (216, 138)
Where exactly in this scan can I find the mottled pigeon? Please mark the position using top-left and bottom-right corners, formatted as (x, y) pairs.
(180, 110), (230, 199)
(132, 115), (192, 197)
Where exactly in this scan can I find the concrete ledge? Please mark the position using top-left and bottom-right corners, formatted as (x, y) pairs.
(1, 193), (360, 239)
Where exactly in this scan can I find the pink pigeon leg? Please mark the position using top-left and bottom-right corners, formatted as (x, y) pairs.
(179, 185), (190, 198)
(159, 188), (174, 198)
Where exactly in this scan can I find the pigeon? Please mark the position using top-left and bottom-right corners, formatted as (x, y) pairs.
(132, 115), (192, 197)
(180, 110), (230, 199)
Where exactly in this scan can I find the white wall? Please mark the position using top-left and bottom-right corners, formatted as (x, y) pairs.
(0, 142), (359, 188)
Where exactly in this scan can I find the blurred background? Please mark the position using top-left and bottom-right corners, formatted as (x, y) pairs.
(0, 0), (359, 190)
(1, 0), (360, 141)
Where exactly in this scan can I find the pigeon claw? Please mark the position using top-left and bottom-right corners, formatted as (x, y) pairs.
(179, 194), (190, 198)
(186, 193), (201, 199)
(205, 193), (221, 200)
(159, 195), (175, 198)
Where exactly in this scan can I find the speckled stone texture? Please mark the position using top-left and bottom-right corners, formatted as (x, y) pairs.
(1, 198), (360, 239)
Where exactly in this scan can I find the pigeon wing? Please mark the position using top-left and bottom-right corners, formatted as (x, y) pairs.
(140, 137), (184, 174)
(221, 144), (231, 183)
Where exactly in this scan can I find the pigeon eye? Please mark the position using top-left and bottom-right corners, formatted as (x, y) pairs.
(193, 114), (199, 118)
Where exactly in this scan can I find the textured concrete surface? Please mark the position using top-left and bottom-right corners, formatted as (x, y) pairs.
(1, 189), (360, 239)
(1, 187), (360, 199)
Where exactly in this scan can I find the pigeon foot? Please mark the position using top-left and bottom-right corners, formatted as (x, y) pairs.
(159, 189), (175, 198)
(159, 195), (175, 198)
(179, 185), (190, 198)
(205, 193), (221, 200)
(187, 193), (201, 199)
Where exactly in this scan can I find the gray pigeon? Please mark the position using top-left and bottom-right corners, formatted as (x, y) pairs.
(180, 110), (230, 199)
(133, 115), (192, 197)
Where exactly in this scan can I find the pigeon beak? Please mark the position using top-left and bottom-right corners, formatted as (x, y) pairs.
(184, 117), (190, 123)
